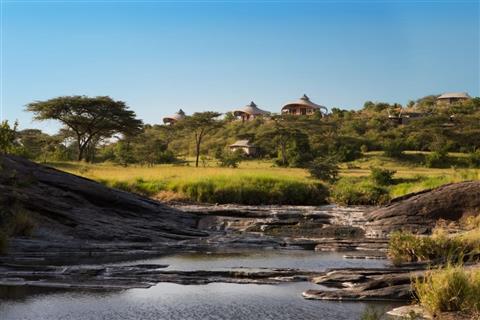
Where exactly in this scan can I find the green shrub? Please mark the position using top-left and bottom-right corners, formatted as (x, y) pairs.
(414, 265), (480, 315)
(103, 175), (328, 205)
(383, 140), (405, 158)
(467, 150), (480, 168)
(170, 176), (328, 205)
(331, 178), (390, 205)
(307, 156), (339, 183)
(216, 150), (243, 168)
(369, 167), (396, 185)
(425, 150), (449, 168)
(388, 229), (480, 265)
(360, 144), (369, 154)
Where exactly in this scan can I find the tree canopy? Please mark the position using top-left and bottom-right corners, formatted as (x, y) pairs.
(26, 96), (142, 161)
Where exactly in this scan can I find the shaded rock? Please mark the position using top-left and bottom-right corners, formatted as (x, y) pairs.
(0, 155), (208, 259)
(366, 181), (480, 237)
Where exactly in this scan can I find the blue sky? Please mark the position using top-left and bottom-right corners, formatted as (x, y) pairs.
(2, 0), (479, 133)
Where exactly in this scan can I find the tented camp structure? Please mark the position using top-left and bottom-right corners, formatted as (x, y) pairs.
(163, 109), (186, 125)
(281, 94), (328, 116)
(437, 92), (471, 106)
(232, 101), (269, 122)
(229, 140), (257, 156)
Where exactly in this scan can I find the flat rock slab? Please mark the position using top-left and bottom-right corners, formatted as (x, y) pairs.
(0, 263), (325, 290)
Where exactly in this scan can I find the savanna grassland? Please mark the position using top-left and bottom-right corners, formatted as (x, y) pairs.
(49, 151), (479, 205)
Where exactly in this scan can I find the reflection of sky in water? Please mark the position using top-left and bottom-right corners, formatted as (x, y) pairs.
(0, 283), (400, 320)
(111, 250), (388, 271)
(0, 251), (395, 320)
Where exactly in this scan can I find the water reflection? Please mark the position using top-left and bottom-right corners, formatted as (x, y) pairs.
(0, 250), (396, 320)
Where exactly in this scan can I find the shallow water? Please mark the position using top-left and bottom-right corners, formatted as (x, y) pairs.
(111, 249), (388, 270)
(0, 250), (398, 320)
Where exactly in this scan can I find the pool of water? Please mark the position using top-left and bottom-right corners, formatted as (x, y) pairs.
(0, 250), (398, 320)
(111, 249), (388, 270)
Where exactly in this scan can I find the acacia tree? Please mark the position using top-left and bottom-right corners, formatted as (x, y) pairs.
(178, 112), (222, 167)
(26, 96), (143, 161)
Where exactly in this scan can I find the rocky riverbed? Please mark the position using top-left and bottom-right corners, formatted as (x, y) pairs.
(1, 155), (480, 319)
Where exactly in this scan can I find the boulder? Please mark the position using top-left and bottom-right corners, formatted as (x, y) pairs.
(365, 181), (480, 237)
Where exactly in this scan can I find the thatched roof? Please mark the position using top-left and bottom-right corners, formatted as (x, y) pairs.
(233, 101), (269, 116)
(229, 140), (254, 148)
(163, 109), (186, 124)
(437, 92), (471, 100)
(281, 94), (328, 113)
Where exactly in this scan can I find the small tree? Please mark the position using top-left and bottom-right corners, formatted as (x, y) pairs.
(308, 156), (339, 183)
(216, 149), (243, 168)
(179, 112), (223, 167)
(0, 120), (18, 155)
(370, 167), (396, 185)
(114, 140), (135, 167)
(383, 139), (405, 158)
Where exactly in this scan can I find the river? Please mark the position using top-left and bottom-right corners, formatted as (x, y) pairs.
(0, 250), (401, 320)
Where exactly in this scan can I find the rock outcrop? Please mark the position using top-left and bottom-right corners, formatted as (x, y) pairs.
(0, 155), (207, 256)
(366, 181), (480, 237)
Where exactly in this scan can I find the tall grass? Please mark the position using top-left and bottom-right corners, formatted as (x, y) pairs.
(103, 175), (329, 205)
(414, 265), (480, 316)
(49, 155), (479, 205)
(388, 228), (480, 265)
(331, 177), (390, 205)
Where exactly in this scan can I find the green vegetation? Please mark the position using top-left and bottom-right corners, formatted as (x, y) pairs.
(26, 96), (143, 161)
(331, 177), (390, 205)
(388, 228), (480, 265)
(3, 94), (475, 205)
(47, 151), (479, 205)
(414, 265), (480, 316)
(369, 167), (396, 186)
(307, 156), (339, 183)
(0, 206), (36, 254)
(0, 120), (19, 155)
(103, 175), (328, 205)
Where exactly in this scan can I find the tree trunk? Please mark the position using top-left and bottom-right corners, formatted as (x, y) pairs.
(280, 143), (287, 166)
(195, 134), (202, 168)
(195, 142), (200, 168)
(77, 145), (84, 161)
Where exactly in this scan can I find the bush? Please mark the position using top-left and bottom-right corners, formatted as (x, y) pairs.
(104, 176), (329, 205)
(170, 176), (329, 205)
(216, 150), (243, 168)
(388, 229), (480, 265)
(331, 178), (390, 205)
(360, 144), (369, 154)
(383, 140), (405, 158)
(307, 157), (339, 183)
(425, 150), (449, 168)
(414, 266), (480, 315)
(467, 150), (480, 168)
(370, 167), (396, 185)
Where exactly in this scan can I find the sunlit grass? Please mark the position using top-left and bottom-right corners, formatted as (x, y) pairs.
(47, 151), (479, 204)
